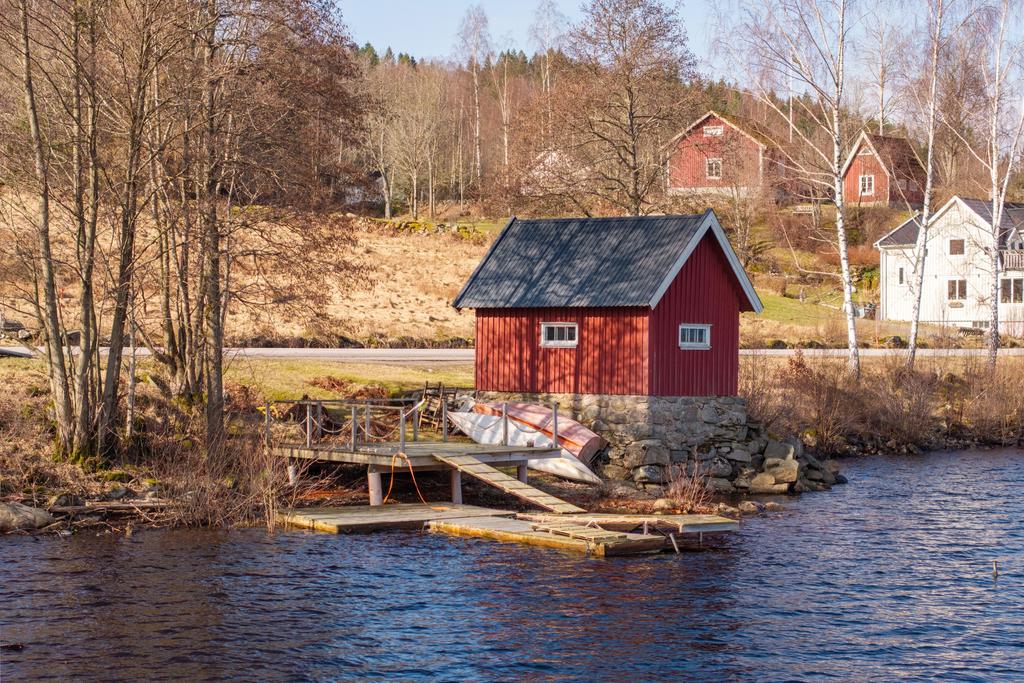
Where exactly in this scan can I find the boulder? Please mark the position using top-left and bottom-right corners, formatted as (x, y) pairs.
(705, 457), (733, 479)
(602, 463), (629, 481)
(724, 448), (752, 463)
(0, 502), (54, 532)
(732, 475), (752, 490)
(764, 439), (795, 461)
(762, 501), (785, 511)
(652, 497), (675, 512)
(834, 473), (849, 485)
(623, 440), (670, 469)
(750, 473), (790, 494)
(766, 458), (800, 484)
(737, 500), (760, 514)
(708, 477), (735, 494)
(632, 465), (664, 485)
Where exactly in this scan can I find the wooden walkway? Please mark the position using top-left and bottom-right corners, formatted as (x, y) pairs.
(274, 440), (582, 511)
(278, 504), (738, 557)
(278, 503), (512, 533)
(431, 452), (585, 514)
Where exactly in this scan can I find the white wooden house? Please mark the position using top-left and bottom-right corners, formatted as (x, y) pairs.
(874, 196), (1024, 336)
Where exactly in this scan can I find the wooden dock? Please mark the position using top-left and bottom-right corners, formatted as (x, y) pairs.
(278, 503), (513, 533)
(278, 504), (738, 557)
(274, 441), (569, 509)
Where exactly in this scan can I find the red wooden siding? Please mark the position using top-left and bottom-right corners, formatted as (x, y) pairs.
(844, 149), (892, 205)
(667, 115), (762, 192)
(475, 307), (649, 395)
(648, 237), (743, 396)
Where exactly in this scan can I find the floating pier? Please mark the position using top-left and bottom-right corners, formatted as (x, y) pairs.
(278, 504), (738, 557)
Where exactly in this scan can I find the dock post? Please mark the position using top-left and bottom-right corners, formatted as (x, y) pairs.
(316, 401), (323, 442)
(413, 404), (419, 442)
(400, 411), (407, 452)
(364, 401), (370, 441)
(368, 468), (383, 506)
(442, 400), (448, 442)
(305, 403), (312, 448)
(350, 406), (357, 450)
(502, 402), (509, 446)
(263, 401), (271, 450)
(552, 402), (560, 449)
(450, 469), (462, 504)
(517, 462), (528, 483)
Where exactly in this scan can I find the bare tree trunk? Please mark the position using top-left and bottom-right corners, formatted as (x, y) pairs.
(202, 0), (224, 459)
(907, 0), (945, 368)
(472, 62), (481, 184)
(19, 0), (75, 455)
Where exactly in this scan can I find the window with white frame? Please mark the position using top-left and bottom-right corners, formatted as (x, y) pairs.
(949, 239), (965, 255)
(947, 279), (967, 301)
(540, 322), (578, 348)
(859, 175), (875, 195)
(678, 324), (711, 349)
(1001, 278), (1023, 304)
(703, 125), (724, 136)
(706, 158), (722, 180)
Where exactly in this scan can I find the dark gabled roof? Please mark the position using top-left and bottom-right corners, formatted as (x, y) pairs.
(876, 214), (922, 247)
(874, 197), (1024, 249)
(843, 132), (926, 181)
(959, 198), (1024, 248)
(452, 211), (763, 312)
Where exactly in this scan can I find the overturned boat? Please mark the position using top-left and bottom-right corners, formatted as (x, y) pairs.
(447, 401), (604, 485)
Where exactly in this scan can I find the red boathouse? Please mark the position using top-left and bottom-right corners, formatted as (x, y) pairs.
(452, 211), (763, 397)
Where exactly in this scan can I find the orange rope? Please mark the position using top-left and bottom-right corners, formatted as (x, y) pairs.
(381, 451), (450, 512)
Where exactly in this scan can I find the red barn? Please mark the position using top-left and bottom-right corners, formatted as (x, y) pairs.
(842, 132), (926, 208)
(452, 211), (763, 397)
(663, 111), (785, 199)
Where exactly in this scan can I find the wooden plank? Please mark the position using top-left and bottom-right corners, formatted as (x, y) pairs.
(278, 503), (514, 533)
(431, 452), (586, 514)
(517, 512), (739, 534)
(429, 516), (666, 556)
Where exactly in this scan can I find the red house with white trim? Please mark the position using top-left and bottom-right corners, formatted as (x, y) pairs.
(664, 111), (785, 199)
(452, 211), (763, 397)
(842, 131), (927, 208)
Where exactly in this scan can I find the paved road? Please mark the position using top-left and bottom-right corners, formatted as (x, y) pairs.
(3, 346), (1022, 362)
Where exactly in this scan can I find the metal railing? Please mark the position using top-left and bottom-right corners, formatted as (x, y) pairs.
(263, 397), (425, 451)
(263, 397), (563, 453)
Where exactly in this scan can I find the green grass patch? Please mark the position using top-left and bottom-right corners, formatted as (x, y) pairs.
(750, 293), (842, 327)
(224, 358), (474, 401)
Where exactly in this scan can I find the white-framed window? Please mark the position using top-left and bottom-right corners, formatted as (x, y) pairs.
(706, 158), (722, 180)
(1001, 278), (1024, 304)
(947, 279), (967, 301)
(703, 125), (723, 136)
(859, 175), (875, 195)
(540, 322), (578, 348)
(949, 239), (965, 256)
(678, 324), (711, 350)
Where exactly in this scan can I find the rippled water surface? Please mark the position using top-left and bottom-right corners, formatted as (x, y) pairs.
(2, 448), (1023, 682)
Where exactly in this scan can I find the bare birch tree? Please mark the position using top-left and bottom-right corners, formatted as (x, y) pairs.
(727, 0), (862, 376)
(457, 4), (491, 186)
(906, 0), (953, 366)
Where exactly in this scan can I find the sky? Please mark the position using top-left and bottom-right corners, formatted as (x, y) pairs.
(341, 0), (721, 73)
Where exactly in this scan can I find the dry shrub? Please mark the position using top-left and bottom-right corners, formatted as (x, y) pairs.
(741, 353), (1024, 454)
(819, 244), (879, 268)
(760, 274), (788, 297)
(664, 464), (712, 513)
(858, 359), (940, 446)
(309, 376), (388, 399)
(739, 353), (787, 433)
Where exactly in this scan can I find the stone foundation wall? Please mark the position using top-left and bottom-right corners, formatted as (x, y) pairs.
(476, 391), (842, 494)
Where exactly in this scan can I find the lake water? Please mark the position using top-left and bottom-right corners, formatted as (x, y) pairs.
(2, 448), (1022, 682)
